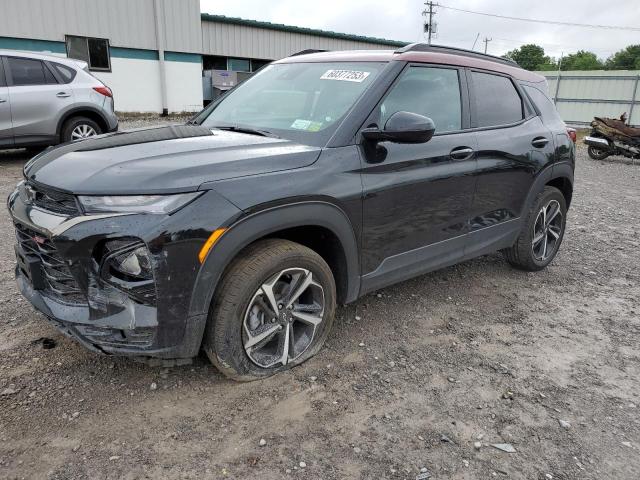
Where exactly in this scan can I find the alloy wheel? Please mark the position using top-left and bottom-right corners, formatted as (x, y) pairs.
(242, 267), (325, 368)
(531, 199), (563, 262)
(71, 124), (97, 140)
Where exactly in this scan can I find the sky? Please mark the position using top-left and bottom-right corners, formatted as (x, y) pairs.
(200, 0), (640, 61)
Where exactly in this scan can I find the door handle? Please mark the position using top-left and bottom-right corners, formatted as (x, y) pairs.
(531, 136), (549, 148)
(0, 99), (6, 103)
(56, 92), (71, 98)
(450, 146), (474, 160)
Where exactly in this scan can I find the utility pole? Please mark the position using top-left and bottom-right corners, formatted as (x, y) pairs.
(483, 37), (492, 54)
(423, 2), (438, 45)
(554, 52), (564, 105)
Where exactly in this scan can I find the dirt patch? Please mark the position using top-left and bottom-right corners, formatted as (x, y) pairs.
(0, 131), (639, 479)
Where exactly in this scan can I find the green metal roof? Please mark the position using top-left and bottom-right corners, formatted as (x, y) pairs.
(201, 14), (409, 47)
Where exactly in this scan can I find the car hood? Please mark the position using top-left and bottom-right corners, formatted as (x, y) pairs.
(24, 125), (321, 195)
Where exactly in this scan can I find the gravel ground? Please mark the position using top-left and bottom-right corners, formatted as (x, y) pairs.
(0, 119), (639, 480)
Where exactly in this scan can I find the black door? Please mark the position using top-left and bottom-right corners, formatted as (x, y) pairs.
(466, 70), (556, 258)
(359, 64), (478, 293)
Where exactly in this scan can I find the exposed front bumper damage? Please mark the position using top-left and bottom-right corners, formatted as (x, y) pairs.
(7, 181), (238, 361)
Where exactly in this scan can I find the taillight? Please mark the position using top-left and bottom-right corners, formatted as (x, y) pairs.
(567, 128), (577, 143)
(93, 86), (112, 98)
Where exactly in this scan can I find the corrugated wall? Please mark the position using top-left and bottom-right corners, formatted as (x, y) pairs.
(201, 21), (396, 60)
(536, 70), (640, 126)
(0, 0), (202, 53)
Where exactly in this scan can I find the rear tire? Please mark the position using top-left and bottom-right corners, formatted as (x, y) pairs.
(504, 186), (567, 271)
(203, 239), (336, 381)
(588, 145), (610, 160)
(61, 116), (101, 143)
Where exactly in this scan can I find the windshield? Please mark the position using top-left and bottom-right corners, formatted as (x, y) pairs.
(199, 62), (385, 146)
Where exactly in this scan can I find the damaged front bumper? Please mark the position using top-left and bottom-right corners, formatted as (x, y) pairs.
(7, 181), (238, 360)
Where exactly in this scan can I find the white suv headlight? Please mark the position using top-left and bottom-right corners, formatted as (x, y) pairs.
(78, 192), (202, 214)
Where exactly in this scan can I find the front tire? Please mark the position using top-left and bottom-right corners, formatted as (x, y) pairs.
(203, 239), (336, 381)
(588, 145), (610, 160)
(504, 186), (567, 271)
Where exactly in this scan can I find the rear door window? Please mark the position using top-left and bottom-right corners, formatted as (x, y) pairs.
(7, 57), (57, 86)
(380, 66), (462, 133)
(472, 71), (523, 127)
(0, 58), (6, 87)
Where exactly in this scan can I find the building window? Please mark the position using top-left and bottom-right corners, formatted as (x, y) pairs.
(228, 58), (250, 72)
(203, 56), (227, 71)
(66, 35), (111, 71)
(251, 59), (271, 72)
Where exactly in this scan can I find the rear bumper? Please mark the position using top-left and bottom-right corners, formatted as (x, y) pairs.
(104, 108), (119, 132)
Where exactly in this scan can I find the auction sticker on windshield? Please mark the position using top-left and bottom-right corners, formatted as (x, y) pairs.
(320, 70), (371, 82)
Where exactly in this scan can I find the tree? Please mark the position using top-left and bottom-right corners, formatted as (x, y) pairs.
(560, 50), (603, 70)
(536, 58), (558, 71)
(605, 45), (640, 70)
(504, 44), (555, 71)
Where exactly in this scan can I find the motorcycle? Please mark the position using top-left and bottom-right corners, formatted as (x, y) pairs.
(584, 112), (640, 161)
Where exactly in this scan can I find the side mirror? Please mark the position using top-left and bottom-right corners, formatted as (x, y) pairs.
(361, 111), (436, 144)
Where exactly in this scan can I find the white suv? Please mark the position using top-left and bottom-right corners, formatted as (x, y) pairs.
(0, 50), (118, 149)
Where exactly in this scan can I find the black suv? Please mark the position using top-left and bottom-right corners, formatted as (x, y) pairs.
(8, 44), (574, 380)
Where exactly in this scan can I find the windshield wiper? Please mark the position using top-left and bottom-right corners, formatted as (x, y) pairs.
(211, 125), (279, 138)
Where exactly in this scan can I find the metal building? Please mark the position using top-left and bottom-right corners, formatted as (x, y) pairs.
(536, 70), (640, 126)
(0, 0), (406, 113)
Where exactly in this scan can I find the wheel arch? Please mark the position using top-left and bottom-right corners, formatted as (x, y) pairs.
(188, 201), (361, 319)
(56, 106), (110, 142)
(548, 161), (574, 208)
(523, 162), (574, 217)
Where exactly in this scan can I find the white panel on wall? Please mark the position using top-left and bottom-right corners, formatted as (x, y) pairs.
(164, 61), (204, 113)
(92, 57), (163, 112)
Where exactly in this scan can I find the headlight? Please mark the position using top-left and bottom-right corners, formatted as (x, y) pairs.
(78, 192), (202, 214)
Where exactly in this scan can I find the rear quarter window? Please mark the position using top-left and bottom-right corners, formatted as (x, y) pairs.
(522, 85), (564, 125)
(472, 71), (524, 127)
(51, 62), (77, 83)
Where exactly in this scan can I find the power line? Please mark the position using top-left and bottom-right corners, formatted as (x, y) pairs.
(438, 5), (640, 32)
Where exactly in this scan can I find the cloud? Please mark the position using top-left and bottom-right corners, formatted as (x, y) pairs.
(200, 0), (640, 61)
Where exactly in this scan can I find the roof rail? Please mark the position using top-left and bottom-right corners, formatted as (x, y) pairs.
(395, 43), (519, 67)
(290, 49), (329, 57)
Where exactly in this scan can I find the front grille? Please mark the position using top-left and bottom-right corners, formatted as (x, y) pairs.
(27, 183), (79, 216)
(14, 223), (86, 305)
